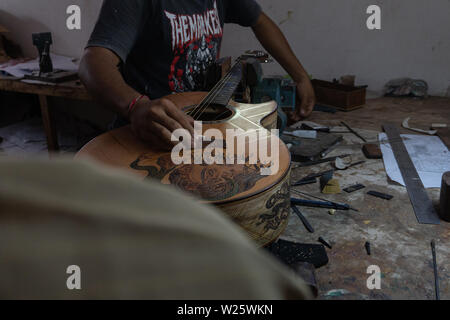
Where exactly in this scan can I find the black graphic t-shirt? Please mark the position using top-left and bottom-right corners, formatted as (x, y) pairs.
(87, 0), (262, 99)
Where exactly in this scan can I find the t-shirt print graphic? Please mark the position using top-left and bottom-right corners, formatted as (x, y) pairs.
(165, 1), (223, 93)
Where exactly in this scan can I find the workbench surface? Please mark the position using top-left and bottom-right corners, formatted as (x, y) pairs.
(284, 96), (450, 300)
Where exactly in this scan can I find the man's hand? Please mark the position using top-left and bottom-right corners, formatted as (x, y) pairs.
(130, 97), (194, 151)
(293, 77), (316, 121)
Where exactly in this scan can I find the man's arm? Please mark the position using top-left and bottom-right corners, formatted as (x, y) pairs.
(79, 47), (138, 118)
(252, 12), (315, 121)
(79, 48), (194, 151)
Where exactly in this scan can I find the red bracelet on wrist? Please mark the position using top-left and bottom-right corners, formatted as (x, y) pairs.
(128, 94), (146, 116)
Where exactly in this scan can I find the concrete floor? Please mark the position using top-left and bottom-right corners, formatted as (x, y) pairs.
(283, 96), (449, 300)
(0, 110), (101, 157)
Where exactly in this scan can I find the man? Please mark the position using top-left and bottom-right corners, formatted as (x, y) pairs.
(79, 0), (315, 151)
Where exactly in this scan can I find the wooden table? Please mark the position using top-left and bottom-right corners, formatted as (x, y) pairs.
(0, 77), (91, 151)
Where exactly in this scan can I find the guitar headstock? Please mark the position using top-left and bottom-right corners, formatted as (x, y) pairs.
(240, 50), (273, 63)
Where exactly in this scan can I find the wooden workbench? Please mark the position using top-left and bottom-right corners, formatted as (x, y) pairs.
(285, 96), (450, 300)
(0, 77), (91, 151)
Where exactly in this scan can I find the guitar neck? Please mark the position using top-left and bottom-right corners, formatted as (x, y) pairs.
(207, 60), (242, 107)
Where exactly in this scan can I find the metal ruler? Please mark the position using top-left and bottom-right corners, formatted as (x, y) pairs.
(383, 123), (440, 225)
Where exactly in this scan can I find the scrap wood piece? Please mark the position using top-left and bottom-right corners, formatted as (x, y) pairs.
(319, 169), (341, 194)
(321, 179), (341, 194)
(362, 143), (382, 159)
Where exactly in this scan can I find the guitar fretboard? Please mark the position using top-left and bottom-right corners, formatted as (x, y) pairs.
(207, 61), (242, 107)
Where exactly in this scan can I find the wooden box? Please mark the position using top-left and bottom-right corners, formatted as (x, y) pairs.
(312, 79), (366, 111)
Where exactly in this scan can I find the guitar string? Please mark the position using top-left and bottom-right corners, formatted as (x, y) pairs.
(189, 60), (239, 120)
(187, 58), (239, 118)
(186, 70), (233, 118)
(187, 71), (233, 120)
(190, 70), (234, 120)
(190, 57), (243, 120)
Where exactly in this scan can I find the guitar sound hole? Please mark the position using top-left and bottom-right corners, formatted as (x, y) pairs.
(186, 104), (234, 122)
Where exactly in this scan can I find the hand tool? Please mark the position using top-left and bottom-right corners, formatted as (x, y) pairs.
(292, 178), (317, 186)
(341, 121), (367, 142)
(294, 154), (352, 168)
(291, 190), (359, 212)
(300, 122), (330, 133)
(431, 240), (440, 300)
(291, 198), (351, 211)
(291, 205), (315, 233)
(293, 170), (334, 186)
(318, 237), (332, 249)
(367, 191), (393, 200)
(383, 123), (440, 225)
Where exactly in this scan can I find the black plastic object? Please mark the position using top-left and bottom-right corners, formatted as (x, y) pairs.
(367, 190), (393, 200)
(365, 241), (371, 256)
(344, 184), (366, 193)
(32, 32), (53, 73)
(318, 237), (332, 249)
(265, 239), (329, 269)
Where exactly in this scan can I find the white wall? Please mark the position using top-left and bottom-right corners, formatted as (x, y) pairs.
(1, 0), (449, 96)
(0, 0), (102, 58)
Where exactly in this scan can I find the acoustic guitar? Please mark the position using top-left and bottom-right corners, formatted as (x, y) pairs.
(75, 58), (291, 246)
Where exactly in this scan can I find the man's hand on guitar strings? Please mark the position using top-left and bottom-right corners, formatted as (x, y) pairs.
(129, 97), (195, 151)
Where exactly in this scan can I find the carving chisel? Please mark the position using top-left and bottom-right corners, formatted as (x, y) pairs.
(291, 205), (315, 233)
(291, 198), (351, 211)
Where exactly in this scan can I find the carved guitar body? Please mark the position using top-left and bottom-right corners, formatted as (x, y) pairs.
(76, 92), (291, 246)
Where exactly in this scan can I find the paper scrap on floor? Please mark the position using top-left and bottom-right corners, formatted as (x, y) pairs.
(379, 133), (450, 188)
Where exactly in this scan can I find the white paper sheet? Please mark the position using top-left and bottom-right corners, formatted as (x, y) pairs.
(0, 54), (78, 78)
(379, 133), (450, 188)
